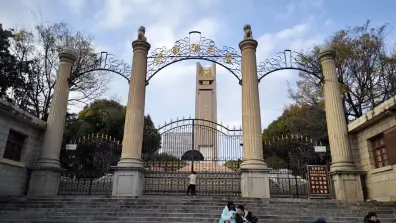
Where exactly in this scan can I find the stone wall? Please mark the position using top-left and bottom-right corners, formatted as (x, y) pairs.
(348, 96), (396, 201)
(0, 99), (46, 196)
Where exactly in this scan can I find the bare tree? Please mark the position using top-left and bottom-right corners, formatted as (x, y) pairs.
(289, 21), (396, 121)
(8, 21), (108, 119)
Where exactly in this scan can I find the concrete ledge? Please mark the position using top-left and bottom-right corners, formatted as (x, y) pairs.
(0, 158), (26, 168)
(0, 98), (46, 130)
(370, 165), (393, 175)
(348, 96), (396, 133)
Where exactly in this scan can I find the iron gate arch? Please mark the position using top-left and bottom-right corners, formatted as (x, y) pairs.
(263, 134), (331, 198)
(257, 50), (322, 82)
(58, 134), (122, 195)
(146, 31), (242, 84)
(73, 51), (132, 82)
(142, 118), (243, 196)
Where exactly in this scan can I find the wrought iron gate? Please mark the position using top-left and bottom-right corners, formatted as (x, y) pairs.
(58, 134), (121, 195)
(264, 135), (331, 198)
(143, 118), (243, 196)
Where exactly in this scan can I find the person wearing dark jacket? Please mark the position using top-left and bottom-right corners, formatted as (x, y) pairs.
(235, 205), (258, 223)
(364, 212), (381, 223)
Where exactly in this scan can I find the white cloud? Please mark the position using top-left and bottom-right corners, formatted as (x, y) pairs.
(1, 0), (333, 130)
(275, 2), (296, 21)
(65, 0), (85, 14)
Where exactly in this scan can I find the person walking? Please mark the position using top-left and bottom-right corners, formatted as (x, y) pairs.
(186, 171), (197, 196)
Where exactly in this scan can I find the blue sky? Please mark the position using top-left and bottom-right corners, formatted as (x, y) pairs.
(1, 0), (395, 130)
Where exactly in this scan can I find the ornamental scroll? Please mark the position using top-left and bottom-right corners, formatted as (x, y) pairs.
(307, 165), (331, 198)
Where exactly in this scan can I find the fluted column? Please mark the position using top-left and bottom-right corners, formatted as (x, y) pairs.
(112, 26), (150, 196)
(319, 45), (363, 201)
(238, 25), (271, 198)
(118, 41), (150, 167)
(319, 46), (354, 170)
(28, 49), (76, 196)
(239, 39), (265, 165)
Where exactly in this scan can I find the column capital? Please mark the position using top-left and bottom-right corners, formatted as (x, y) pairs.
(132, 40), (151, 53)
(239, 39), (258, 51)
(318, 45), (336, 62)
(59, 48), (77, 63)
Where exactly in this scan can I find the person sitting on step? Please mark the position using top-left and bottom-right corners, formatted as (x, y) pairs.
(219, 201), (236, 223)
(364, 212), (381, 223)
(235, 205), (258, 223)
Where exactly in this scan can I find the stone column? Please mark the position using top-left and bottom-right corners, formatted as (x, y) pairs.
(28, 49), (76, 196)
(238, 25), (271, 198)
(112, 27), (150, 196)
(319, 45), (363, 201)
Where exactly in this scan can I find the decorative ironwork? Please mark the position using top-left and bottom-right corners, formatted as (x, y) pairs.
(75, 51), (131, 82)
(58, 134), (122, 195)
(146, 31), (242, 83)
(263, 134), (331, 198)
(143, 118), (243, 196)
(257, 50), (322, 82)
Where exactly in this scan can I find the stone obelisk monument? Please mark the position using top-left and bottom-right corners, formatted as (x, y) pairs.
(194, 62), (218, 161)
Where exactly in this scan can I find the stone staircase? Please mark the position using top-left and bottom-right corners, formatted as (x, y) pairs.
(0, 196), (395, 223)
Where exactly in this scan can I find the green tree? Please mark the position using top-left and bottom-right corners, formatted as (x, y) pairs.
(0, 24), (21, 98)
(262, 103), (328, 168)
(263, 103), (327, 143)
(289, 21), (396, 121)
(65, 99), (161, 155)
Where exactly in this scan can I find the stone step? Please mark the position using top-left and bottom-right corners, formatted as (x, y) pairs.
(1, 206), (394, 214)
(1, 198), (395, 206)
(1, 197), (394, 208)
(1, 215), (396, 223)
(1, 197), (395, 223)
(0, 219), (374, 223)
(1, 211), (395, 219)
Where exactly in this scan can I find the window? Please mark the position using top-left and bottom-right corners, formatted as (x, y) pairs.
(3, 130), (27, 162)
(371, 127), (396, 168)
(371, 135), (388, 168)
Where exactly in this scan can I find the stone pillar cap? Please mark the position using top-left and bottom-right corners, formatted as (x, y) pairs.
(59, 48), (77, 62)
(132, 40), (151, 51)
(319, 44), (336, 61)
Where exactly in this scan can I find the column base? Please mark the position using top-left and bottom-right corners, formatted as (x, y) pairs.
(28, 158), (63, 196)
(330, 169), (365, 201)
(330, 160), (357, 172)
(111, 158), (147, 197)
(239, 160), (272, 198)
